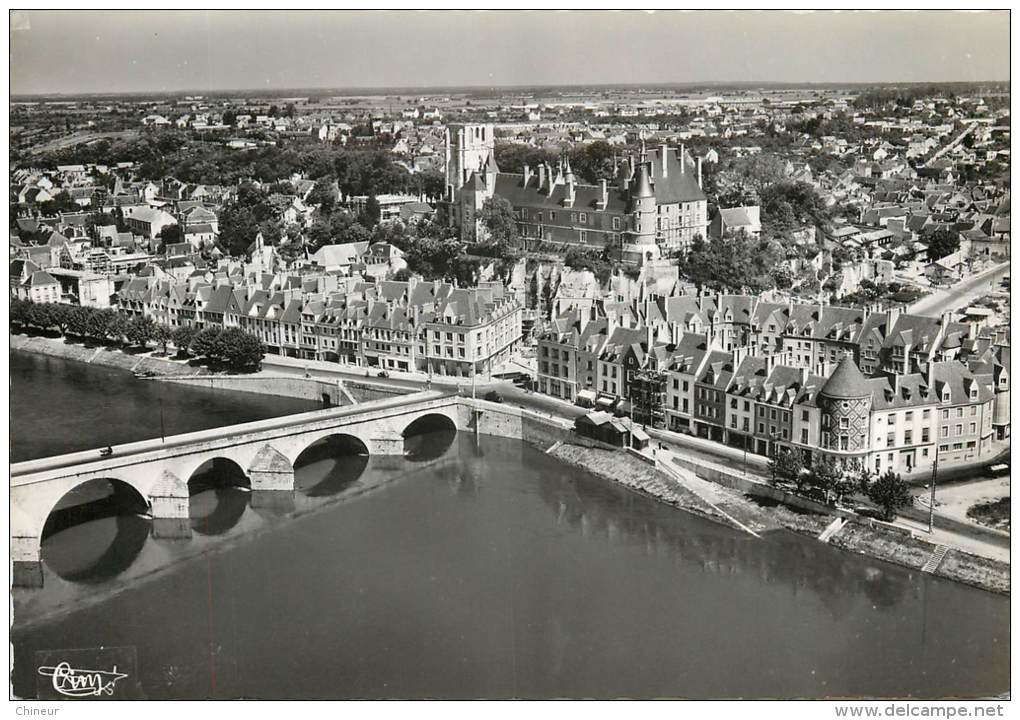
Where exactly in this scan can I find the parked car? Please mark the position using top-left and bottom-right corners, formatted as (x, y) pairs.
(377, 370), (390, 378)
(484, 390), (503, 403)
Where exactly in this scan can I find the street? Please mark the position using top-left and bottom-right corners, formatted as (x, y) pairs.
(907, 260), (1009, 317)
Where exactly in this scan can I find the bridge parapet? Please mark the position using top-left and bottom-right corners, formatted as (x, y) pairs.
(9, 392), (533, 588)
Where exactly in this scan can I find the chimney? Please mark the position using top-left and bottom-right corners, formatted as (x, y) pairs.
(968, 321), (979, 339)
(537, 163), (546, 189)
(887, 306), (901, 331)
(662, 144), (669, 177)
(679, 144), (685, 174)
(599, 178), (608, 209)
(523, 163), (532, 187)
(801, 366), (809, 386)
(697, 157), (703, 189)
(940, 310), (952, 328)
(645, 323), (654, 350)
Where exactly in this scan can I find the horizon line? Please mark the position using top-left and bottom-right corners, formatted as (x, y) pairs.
(11, 78), (1011, 100)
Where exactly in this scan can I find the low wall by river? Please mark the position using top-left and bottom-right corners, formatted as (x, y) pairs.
(161, 374), (346, 405)
(669, 453), (855, 520)
(11, 334), (209, 377)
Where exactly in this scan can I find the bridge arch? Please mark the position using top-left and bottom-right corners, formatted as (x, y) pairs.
(402, 412), (458, 460)
(39, 477), (151, 583)
(293, 434), (371, 497)
(184, 456), (250, 493)
(280, 429), (372, 468)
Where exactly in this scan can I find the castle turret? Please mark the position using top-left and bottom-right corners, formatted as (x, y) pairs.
(619, 162), (659, 267)
(818, 355), (872, 458)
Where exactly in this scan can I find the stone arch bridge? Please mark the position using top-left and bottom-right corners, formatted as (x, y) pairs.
(12, 390), (474, 584)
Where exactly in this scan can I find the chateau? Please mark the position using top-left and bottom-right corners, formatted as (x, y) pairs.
(444, 123), (708, 264)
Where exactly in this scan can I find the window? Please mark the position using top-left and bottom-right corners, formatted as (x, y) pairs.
(758, 423), (765, 433)
(941, 426), (948, 438)
(904, 430), (912, 445)
(570, 213), (577, 223)
(942, 409), (949, 419)
(923, 409), (931, 420)
(970, 406), (978, 416)
(801, 429), (808, 444)
(770, 409), (777, 420)
(969, 422), (976, 434)
(905, 411), (913, 422)
(886, 432), (895, 446)
(549, 211), (556, 220)
(955, 424), (963, 436)
(956, 408), (964, 418)
(922, 428), (930, 442)
(579, 231), (588, 243)
(840, 417), (849, 429)
(802, 410), (809, 422)
(579, 212), (588, 223)
(612, 217), (621, 230)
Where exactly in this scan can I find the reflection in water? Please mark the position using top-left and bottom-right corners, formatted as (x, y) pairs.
(189, 459), (250, 536)
(12, 435), (1009, 700)
(403, 417), (457, 461)
(41, 480), (151, 583)
(530, 463), (914, 619)
(295, 435), (370, 497)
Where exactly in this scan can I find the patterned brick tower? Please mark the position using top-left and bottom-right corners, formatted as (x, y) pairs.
(818, 354), (872, 457)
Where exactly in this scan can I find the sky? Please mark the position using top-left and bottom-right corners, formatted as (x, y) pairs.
(9, 10), (1011, 96)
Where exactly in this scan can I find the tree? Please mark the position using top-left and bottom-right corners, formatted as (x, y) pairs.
(10, 298), (31, 327)
(66, 306), (91, 338)
(171, 326), (199, 357)
(924, 226), (961, 262)
(677, 230), (781, 293)
(123, 315), (155, 348)
(153, 324), (173, 355)
(866, 470), (912, 521)
(158, 223), (184, 248)
(809, 456), (844, 503)
(106, 313), (130, 345)
(360, 194), (381, 227)
(769, 447), (805, 488)
(479, 196), (519, 248)
(735, 153), (786, 196)
(190, 327), (223, 360)
(27, 302), (54, 331)
(49, 303), (74, 335)
(218, 327), (265, 372)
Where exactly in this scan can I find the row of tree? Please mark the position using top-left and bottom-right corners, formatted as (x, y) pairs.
(769, 448), (912, 520)
(10, 299), (265, 373)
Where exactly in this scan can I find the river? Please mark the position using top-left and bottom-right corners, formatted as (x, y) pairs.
(10, 351), (1010, 699)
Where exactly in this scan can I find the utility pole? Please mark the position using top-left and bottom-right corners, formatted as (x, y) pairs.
(159, 379), (166, 444)
(928, 452), (939, 534)
(629, 394), (635, 450)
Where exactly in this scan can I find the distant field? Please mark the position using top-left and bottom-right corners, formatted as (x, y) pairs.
(18, 129), (139, 155)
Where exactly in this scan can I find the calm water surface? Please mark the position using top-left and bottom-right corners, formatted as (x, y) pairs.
(10, 352), (1010, 699)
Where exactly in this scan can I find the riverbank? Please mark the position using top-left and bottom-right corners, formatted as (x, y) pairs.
(550, 444), (746, 533)
(10, 332), (408, 405)
(11, 333), (210, 377)
(550, 439), (1009, 595)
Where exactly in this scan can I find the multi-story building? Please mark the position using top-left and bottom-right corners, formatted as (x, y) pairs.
(445, 123), (708, 265)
